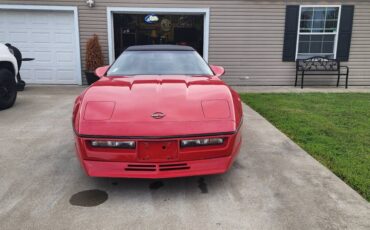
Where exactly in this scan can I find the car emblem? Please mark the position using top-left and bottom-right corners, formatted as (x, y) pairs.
(151, 112), (165, 119)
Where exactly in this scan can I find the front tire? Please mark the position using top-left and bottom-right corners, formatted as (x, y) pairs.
(0, 69), (17, 110)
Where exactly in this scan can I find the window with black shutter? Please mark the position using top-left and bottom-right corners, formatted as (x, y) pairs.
(283, 5), (354, 62)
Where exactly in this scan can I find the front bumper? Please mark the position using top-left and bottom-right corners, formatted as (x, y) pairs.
(81, 156), (236, 179)
(74, 129), (242, 179)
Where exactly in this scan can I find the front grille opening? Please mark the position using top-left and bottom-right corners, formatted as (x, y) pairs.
(159, 163), (187, 167)
(125, 164), (156, 171)
(125, 168), (156, 171)
(159, 166), (190, 171)
(159, 163), (190, 171)
(124, 163), (190, 172)
(127, 164), (155, 168)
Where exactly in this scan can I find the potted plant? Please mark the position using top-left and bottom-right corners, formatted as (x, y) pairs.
(85, 34), (104, 85)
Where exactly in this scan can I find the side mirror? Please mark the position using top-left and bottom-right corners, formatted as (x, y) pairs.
(95, 65), (110, 78)
(210, 65), (225, 77)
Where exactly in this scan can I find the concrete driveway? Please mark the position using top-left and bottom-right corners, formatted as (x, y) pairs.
(0, 86), (369, 230)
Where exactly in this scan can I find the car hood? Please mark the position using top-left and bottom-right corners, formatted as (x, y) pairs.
(77, 76), (237, 137)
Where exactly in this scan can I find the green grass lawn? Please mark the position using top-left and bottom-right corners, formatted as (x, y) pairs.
(240, 93), (370, 201)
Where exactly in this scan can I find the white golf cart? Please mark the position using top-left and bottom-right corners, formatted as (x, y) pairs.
(0, 43), (18, 110)
(0, 43), (32, 110)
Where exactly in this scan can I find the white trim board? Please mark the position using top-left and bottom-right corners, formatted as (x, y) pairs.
(0, 4), (82, 85)
(106, 7), (210, 64)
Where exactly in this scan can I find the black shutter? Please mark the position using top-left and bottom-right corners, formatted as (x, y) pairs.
(336, 5), (354, 61)
(282, 5), (300, 62)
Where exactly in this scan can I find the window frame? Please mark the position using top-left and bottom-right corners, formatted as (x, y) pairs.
(295, 5), (342, 60)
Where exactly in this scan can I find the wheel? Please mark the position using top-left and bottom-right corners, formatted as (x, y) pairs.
(0, 69), (17, 110)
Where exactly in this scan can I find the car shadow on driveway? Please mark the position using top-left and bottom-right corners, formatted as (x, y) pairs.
(66, 157), (244, 207)
(70, 164), (242, 207)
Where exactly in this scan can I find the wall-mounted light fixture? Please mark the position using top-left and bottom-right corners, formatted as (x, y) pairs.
(86, 0), (95, 8)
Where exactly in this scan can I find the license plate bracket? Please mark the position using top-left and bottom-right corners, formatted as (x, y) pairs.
(138, 141), (178, 161)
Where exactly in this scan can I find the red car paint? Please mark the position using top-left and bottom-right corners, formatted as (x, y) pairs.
(73, 51), (243, 179)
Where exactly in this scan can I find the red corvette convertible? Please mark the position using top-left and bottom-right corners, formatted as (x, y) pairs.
(73, 45), (243, 178)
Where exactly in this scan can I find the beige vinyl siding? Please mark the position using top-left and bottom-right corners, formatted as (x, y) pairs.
(1, 0), (369, 86)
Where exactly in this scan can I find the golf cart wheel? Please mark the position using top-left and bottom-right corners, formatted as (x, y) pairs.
(0, 69), (17, 110)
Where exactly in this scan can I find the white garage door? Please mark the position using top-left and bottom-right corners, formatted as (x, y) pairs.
(0, 10), (80, 84)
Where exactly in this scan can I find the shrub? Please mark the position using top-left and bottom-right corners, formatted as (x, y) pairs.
(85, 34), (104, 72)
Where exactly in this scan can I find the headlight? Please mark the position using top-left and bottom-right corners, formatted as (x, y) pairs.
(180, 138), (224, 148)
(90, 140), (136, 149)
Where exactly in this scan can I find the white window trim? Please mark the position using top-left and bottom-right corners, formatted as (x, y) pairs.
(0, 4), (82, 85)
(106, 7), (210, 64)
(295, 5), (342, 60)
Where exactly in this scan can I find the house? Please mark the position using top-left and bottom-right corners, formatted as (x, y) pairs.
(0, 0), (369, 86)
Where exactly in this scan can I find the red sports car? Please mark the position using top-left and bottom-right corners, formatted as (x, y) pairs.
(73, 45), (243, 178)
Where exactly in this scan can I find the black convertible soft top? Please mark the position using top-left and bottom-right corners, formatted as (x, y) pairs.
(125, 45), (195, 51)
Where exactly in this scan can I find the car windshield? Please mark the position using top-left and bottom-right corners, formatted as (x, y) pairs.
(107, 50), (213, 76)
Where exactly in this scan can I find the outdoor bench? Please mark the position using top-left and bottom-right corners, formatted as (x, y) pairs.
(295, 56), (349, 89)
